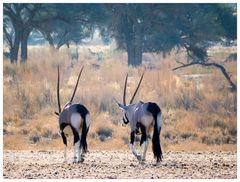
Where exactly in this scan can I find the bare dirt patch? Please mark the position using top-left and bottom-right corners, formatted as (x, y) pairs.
(3, 150), (237, 179)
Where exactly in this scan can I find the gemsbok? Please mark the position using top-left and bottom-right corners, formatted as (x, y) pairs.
(114, 72), (163, 164)
(55, 66), (90, 163)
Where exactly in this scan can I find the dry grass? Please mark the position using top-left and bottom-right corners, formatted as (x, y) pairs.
(3, 45), (237, 152)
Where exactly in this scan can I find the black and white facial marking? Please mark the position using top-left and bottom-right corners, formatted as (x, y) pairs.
(55, 66), (90, 163)
(122, 113), (129, 125)
(114, 72), (163, 164)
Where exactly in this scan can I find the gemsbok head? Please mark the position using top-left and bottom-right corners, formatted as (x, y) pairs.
(55, 66), (90, 163)
(114, 72), (163, 164)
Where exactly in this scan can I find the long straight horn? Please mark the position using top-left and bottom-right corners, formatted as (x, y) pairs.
(123, 74), (128, 106)
(57, 66), (61, 113)
(129, 72), (144, 104)
(69, 66), (84, 104)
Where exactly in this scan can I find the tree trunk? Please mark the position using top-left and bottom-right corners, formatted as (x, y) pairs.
(20, 37), (27, 63)
(45, 32), (57, 50)
(134, 26), (143, 66)
(127, 39), (136, 66)
(125, 18), (143, 66)
(127, 34), (142, 66)
(10, 29), (21, 63)
(127, 39), (143, 66)
(134, 46), (142, 66)
(20, 31), (30, 63)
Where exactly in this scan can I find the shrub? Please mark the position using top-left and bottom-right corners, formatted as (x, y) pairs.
(180, 132), (194, 140)
(29, 134), (40, 144)
(97, 128), (112, 142)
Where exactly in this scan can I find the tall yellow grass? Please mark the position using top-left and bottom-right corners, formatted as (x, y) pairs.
(3, 45), (237, 151)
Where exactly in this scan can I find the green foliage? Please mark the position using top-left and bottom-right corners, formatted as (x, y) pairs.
(100, 3), (236, 62)
(4, 3), (237, 63)
(35, 4), (99, 48)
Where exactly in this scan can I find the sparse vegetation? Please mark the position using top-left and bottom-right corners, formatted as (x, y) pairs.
(3, 45), (237, 151)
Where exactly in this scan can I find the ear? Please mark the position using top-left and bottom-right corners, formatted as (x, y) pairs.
(113, 98), (126, 110)
(54, 111), (59, 116)
(113, 97), (120, 107)
(118, 103), (126, 110)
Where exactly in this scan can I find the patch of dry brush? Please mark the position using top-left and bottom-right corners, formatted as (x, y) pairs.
(3, 45), (237, 151)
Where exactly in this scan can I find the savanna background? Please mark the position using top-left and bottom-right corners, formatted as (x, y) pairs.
(3, 43), (237, 152)
(2, 3), (237, 179)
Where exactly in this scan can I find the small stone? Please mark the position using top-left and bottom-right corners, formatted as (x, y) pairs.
(223, 163), (230, 167)
(130, 163), (134, 167)
(54, 171), (59, 175)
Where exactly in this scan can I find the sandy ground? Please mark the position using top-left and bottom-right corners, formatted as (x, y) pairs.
(3, 150), (237, 179)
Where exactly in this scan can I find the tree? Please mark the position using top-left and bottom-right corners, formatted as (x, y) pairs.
(101, 4), (149, 66)
(170, 4), (237, 111)
(3, 4), (54, 63)
(3, 16), (15, 61)
(36, 4), (97, 50)
(37, 20), (93, 50)
(99, 4), (180, 66)
(100, 4), (236, 111)
(101, 4), (236, 67)
(3, 4), (101, 63)
(171, 4), (237, 92)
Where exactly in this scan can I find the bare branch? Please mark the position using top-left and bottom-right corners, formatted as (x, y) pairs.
(173, 61), (236, 91)
(172, 62), (198, 71)
(175, 60), (186, 66)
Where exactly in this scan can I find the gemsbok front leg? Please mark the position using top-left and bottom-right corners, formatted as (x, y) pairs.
(129, 131), (141, 161)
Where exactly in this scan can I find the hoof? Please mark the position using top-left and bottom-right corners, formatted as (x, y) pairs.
(73, 157), (77, 163)
(63, 158), (67, 162)
(153, 162), (161, 166)
(136, 155), (142, 161)
(77, 158), (84, 163)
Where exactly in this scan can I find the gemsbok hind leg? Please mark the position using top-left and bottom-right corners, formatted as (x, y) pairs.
(129, 131), (141, 161)
(71, 126), (81, 163)
(60, 123), (68, 161)
(139, 123), (148, 161)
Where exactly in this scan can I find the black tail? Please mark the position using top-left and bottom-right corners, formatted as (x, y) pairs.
(76, 104), (89, 153)
(147, 102), (162, 162)
(80, 116), (88, 153)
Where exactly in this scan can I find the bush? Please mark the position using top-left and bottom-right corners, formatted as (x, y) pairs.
(163, 131), (172, 139)
(29, 134), (40, 144)
(180, 132), (194, 140)
(97, 128), (112, 142)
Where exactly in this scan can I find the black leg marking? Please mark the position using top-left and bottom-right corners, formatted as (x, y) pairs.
(60, 123), (68, 146)
(60, 123), (68, 131)
(70, 126), (80, 144)
(130, 131), (135, 144)
(139, 124), (147, 146)
(61, 132), (67, 145)
(135, 122), (141, 135)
